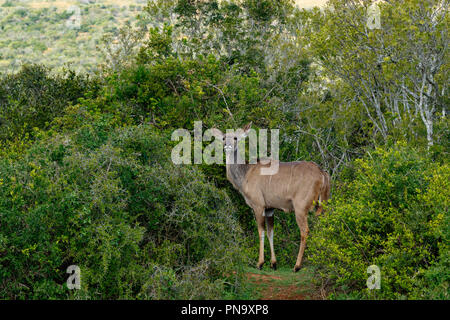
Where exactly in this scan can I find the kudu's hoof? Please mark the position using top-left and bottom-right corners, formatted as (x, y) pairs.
(257, 262), (264, 270)
(271, 262), (277, 270)
(293, 265), (301, 273)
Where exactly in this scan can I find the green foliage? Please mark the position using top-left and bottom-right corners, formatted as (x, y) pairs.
(306, 0), (448, 148)
(0, 64), (99, 143)
(1, 1), (13, 8)
(307, 142), (449, 299)
(0, 0), (448, 300)
(0, 111), (246, 299)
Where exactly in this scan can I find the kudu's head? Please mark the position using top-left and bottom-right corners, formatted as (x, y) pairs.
(210, 122), (252, 155)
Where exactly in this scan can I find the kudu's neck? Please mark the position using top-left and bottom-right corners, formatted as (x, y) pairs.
(225, 148), (251, 191)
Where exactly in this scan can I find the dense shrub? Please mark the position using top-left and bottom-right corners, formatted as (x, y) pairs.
(0, 0), (447, 301)
(0, 110), (246, 299)
(307, 142), (449, 299)
(0, 65), (99, 143)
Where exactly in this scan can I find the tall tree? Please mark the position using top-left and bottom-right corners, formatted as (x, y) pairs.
(308, 0), (448, 147)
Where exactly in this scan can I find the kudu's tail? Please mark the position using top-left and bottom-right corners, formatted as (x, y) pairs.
(315, 171), (330, 215)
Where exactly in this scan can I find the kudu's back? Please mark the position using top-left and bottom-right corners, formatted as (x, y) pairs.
(241, 161), (330, 214)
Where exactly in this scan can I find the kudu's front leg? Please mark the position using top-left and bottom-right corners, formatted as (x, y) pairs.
(254, 209), (266, 270)
(294, 205), (309, 272)
(265, 211), (277, 270)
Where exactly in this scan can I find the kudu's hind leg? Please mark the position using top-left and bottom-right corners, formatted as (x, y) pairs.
(255, 209), (266, 270)
(265, 210), (276, 270)
(293, 204), (309, 272)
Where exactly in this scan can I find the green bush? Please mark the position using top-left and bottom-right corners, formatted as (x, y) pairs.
(306, 142), (449, 299)
(0, 0), (447, 301)
(0, 64), (99, 143)
(0, 111), (246, 299)
(1, 1), (14, 8)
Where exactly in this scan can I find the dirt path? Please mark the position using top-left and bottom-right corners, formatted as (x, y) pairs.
(245, 267), (324, 300)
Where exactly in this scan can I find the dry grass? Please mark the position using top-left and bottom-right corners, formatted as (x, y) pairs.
(295, 0), (328, 8)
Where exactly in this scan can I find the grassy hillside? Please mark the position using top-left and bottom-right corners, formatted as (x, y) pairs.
(0, 0), (328, 74)
(0, 0), (147, 74)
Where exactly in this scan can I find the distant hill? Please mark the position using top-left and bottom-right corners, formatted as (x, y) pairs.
(2, 0), (327, 10)
(0, 0), (328, 74)
(3, 0), (147, 10)
(0, 0), (147, 74)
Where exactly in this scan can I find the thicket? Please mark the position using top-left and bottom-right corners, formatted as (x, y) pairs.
(0, 0), (448, 299)
(0, 106), (246, 299)
(307, 143), (449, 299)
(0, 65), (99, 143)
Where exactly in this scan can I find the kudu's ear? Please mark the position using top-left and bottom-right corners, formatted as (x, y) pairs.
(210, 128), (224, 139)
(240, 122), (252, 138)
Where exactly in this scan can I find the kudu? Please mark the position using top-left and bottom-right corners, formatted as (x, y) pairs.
(211, 123), (330, 272)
